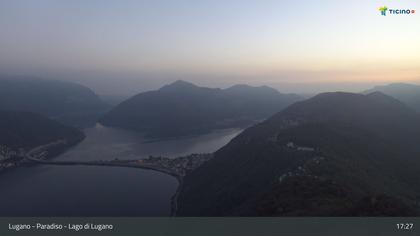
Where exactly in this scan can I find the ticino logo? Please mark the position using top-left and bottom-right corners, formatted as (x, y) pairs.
(379, 6), (416, 16)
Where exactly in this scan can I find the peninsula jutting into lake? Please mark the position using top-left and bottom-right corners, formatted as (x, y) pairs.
(1, 0), (420, 219)
(0, 122), (241, 216)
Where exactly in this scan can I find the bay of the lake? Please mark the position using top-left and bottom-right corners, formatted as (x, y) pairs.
(0, 124), (241, 216)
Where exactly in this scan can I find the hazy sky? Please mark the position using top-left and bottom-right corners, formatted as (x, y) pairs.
(0, 0), (419, 94)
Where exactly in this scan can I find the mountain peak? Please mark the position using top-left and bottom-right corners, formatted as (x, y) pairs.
(376, 83), (419, 89)
(177, 91), (420, 217)
(312, 91), (359, 98)
(159, 80), (198, 91)
(227, 84), (274, 90)
(101, 81), (301, 138)
(225, 84), (281, 96)
(227, 84), (253, 89)
(366, 91), (390, 98)
(365, 83), (420, 94)
(304, 91), (403, 105)
(289, 91), (405, 112)
(363, 83), (420, 112)
(268, 91), (416, 130)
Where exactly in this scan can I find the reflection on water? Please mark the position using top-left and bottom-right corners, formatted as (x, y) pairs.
(0, 124), (242, 216)
(59, 124), (242, 161)
(0, 165), (178, 216)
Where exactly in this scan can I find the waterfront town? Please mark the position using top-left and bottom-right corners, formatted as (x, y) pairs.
(0, 145), (25, 172)
(0, 142), (214, 180)
(135, 154), (213, 177)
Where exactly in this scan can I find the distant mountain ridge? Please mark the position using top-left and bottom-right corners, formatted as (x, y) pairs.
(0, 110), (85, 150)
(100, 80), (302, 138)
(177, 92), (420, 216)
(0, 76), (110, 127)
(363, 83), (420, 112)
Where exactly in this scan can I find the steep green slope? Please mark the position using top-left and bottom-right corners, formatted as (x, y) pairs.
(100, 80), (302, 138)
(178, 92), (420, 216)
(364, 83), (420, 112)
(0, 77), (109, 127)
(0, 110), (85, 150)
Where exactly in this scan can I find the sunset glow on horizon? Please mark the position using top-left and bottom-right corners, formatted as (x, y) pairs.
(0, 0), (419, 91)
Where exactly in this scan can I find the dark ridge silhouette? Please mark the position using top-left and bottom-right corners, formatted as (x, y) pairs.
(0, 110), (85, 150)
(364, 83), (420, 112)
(177, 92), (420, 216)
(0, 76), (110, 127)
(100, 80), (302, 138)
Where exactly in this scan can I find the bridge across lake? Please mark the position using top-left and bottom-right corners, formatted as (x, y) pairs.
(25, 157), (181, 179)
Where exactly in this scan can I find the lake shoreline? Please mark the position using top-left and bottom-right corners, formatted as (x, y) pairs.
(0, 126), (240, 216)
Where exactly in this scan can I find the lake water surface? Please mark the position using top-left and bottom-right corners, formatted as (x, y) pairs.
(0, 124), (242, 216)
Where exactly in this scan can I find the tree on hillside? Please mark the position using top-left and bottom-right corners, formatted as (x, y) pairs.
(0, 145), (13, 161)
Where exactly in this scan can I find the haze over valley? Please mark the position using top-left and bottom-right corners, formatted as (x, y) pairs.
(1, 0), (420, 217)
(1, 76), (420, 216)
